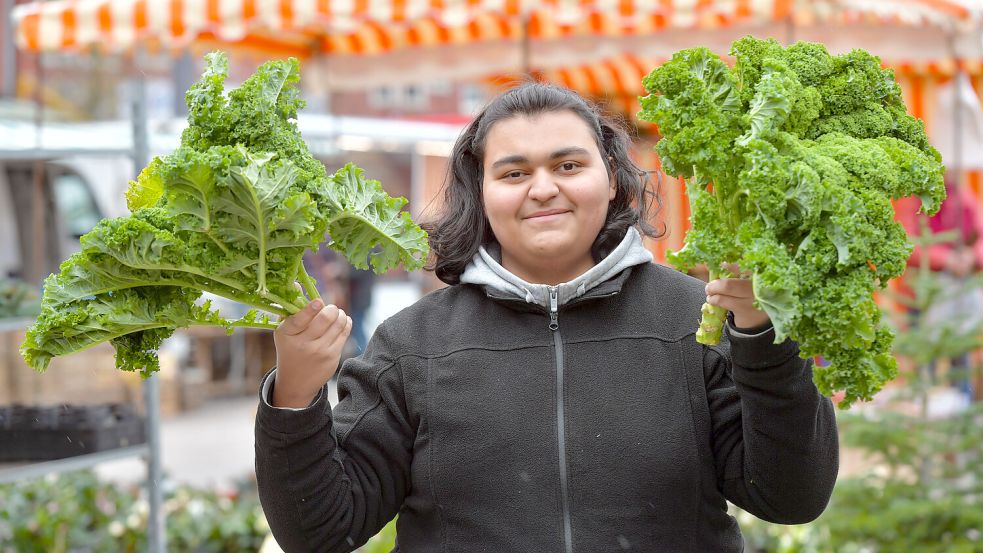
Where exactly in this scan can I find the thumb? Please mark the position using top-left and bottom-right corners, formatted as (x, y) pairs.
(278, 299), (324, 336)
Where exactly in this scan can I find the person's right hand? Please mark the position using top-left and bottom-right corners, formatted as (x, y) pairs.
(272, 299), (353, 409)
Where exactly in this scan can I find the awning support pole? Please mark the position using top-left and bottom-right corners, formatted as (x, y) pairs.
(131, 47), (167, 553)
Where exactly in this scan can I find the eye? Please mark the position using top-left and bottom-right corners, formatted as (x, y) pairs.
(502, 170), (525, 180)
(558, 162), (580, 172)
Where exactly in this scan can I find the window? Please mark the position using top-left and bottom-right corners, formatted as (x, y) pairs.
(459, 83), (487, 115)
(369, 86), (393, 110)
(429, 79), (452, 96)
(402, 85), (428, 111)
(51, 173), (102, 238)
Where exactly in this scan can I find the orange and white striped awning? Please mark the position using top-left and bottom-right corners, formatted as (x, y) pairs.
(12, 0), (983, 56)
(11, 0), (764, 55)
(531, 53), (983, 101)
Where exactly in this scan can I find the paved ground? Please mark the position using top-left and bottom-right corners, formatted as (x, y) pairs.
(96, 381), (340, 490)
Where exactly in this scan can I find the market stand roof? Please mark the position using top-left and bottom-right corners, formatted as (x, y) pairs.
(12, 0), (983, 90)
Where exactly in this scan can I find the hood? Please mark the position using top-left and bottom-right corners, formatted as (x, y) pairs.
(459, 227), (653, 308)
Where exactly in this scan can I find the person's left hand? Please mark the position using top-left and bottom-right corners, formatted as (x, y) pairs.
(705, 263), (770, 330)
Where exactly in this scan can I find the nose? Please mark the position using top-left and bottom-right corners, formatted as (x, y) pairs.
(528, 168), (559, 202)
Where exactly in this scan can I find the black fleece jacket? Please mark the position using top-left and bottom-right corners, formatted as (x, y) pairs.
(254, 262), (839, 552)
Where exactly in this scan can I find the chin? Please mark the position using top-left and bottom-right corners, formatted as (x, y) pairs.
(528, 243), (587, 264)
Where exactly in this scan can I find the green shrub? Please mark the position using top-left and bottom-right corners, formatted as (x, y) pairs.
(0, 471), (266, 553)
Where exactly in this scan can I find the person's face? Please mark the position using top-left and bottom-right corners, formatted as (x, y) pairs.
(481, 110), (616, 283)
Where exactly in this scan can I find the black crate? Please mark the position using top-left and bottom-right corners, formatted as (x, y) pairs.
(0, 403), (146, 462)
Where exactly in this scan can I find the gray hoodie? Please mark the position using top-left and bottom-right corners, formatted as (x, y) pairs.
(460, 227), (653, 308)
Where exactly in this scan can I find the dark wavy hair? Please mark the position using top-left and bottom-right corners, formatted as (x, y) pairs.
(423, 82), (663, 285)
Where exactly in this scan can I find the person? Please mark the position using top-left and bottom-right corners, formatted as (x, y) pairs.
(254, 83), (839, 552)
(346, 260), (375, 354)
(901, 176), (983, 403)
(302, 245), (349, 312)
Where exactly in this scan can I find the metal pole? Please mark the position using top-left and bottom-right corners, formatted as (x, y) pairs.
(131, 49), (167, 553)
(30, 50), (45, 283)
(1, 0), (16, 98)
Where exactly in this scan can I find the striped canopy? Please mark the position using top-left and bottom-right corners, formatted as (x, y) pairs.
(13, 0), (983, 55)
(12, 0), (983, 91)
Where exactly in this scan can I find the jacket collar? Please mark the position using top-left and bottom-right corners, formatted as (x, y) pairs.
(459, 227), (653, 309)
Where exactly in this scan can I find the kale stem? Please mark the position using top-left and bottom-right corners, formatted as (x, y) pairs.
(262, 292), (305, 314)
(208, 292), (291, 318)
(697, 267), (728, 345)
(191, 318), (279, 331)
(298, 263), (322, 301)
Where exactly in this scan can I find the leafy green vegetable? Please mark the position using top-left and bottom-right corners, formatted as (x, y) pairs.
(639, 36), (945, 407)
(22, 52), (428, 376)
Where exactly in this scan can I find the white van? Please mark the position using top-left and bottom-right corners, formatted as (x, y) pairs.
(0, 155), (134, 283)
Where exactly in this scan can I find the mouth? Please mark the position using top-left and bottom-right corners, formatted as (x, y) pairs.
(525, 209), (571, 220)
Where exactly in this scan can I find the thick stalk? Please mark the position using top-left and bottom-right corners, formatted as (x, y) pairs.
(697, 267), (728, 345)
(40, 317), (280, 370)
(688, 166), (730, 346)
(198, 287), (295, 317)
(54, 277), (295, 318)
(127, 260), (306, 313)
(298, 263), (322, 301)
(192, 318), (279, 331)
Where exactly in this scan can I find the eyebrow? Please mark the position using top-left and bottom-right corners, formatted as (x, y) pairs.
(489, 147), (592, 170)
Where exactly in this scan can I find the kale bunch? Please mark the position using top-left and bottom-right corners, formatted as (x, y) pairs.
(639, 36), (945, 407)
(22, 52), (428, 376)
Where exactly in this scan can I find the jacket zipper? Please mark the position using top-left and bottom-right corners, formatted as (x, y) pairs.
(549, 286), (573, 553)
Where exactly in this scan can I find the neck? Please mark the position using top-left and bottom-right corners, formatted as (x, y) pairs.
(500, 251), (595, 285)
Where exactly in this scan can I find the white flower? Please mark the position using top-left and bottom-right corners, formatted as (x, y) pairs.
(109, 521), (125, 537)
(187, 498), (206, 517)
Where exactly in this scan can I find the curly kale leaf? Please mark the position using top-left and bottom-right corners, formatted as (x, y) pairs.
(23, 52), (429, 375)
(324, 164), (430, 273)
(639, 36), (946, 407)
(638, 47), (744, 180)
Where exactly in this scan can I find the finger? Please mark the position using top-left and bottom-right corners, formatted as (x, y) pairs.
(278, 299), (324, 335)
(719, 262), (752, 279)
(301, 305), (341, 340)
(706, 294), (756, 313)
(706, 278), (753, 298)
(325, 315), (353, 350)
(317, 309), (349, 345)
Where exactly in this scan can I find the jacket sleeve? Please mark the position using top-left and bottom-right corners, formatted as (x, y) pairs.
(703, 322), (839, 525)
(254, 323), (414, 553)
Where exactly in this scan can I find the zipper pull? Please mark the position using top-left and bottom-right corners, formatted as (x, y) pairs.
(548, 286), (559, 331)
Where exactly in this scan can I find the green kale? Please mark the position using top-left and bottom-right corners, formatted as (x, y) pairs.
(639, 36), (946, 407)
(22, 52), (428, 376)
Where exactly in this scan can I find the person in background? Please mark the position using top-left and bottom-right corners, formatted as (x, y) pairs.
(901, 175), (983, 403)
(303, 245), (349, 312)
(255, 83), (838, 552)
(302, 246), (357, 370)
(346, 262), (375, 354)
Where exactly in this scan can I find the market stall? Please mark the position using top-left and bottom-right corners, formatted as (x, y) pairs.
(13, 0), (983, 263)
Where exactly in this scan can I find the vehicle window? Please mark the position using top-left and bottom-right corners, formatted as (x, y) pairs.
(51, 172), (102, 237)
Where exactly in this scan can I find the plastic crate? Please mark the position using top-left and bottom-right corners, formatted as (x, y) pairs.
(0, 403), (146, 461)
